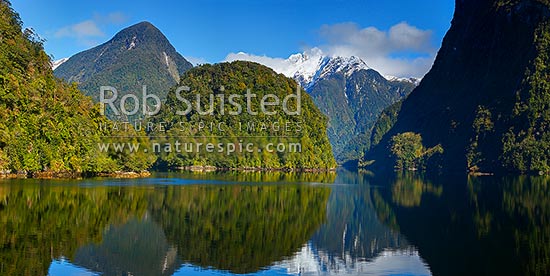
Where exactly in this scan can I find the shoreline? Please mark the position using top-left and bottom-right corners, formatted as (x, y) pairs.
(2, 167), (546, 180)
(175, 165), (337, 173)
(0, 170), (152, 179)
(0, 166), (337, 179)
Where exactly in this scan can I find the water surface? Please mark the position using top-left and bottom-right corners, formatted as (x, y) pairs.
(0, 170), (548, 275)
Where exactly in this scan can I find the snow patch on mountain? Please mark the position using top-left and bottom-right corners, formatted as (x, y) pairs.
(385, 75), (422, 86)
(128, 35), (137, 50)
(51, 58), (69, 70)
(317, 56), (370, 79)
(285, 49), (326, 88)
(163, 51), (170, 67)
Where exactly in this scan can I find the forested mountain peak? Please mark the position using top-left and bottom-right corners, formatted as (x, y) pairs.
(54, 21), (193, 121)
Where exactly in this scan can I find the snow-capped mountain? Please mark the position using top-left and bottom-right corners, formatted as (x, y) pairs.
(273, 50), (372, 89)
(225, 48), (325, 88)
(226, 48), (418, 90)
(288, 53), (416, 162)
(304, 62), (416, 162)
(281, 49), (325, 88)
(292, 54), (371, 89)
(317, 56), (370, 78)
(51, 57), (69, 70)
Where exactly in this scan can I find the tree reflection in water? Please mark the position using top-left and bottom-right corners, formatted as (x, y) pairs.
(372, 173), (550, 276)
(0, 173), (331, 275)
(0, 171), (548, 275)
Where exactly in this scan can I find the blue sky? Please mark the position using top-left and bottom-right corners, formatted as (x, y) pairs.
(12, 0), (454, 77)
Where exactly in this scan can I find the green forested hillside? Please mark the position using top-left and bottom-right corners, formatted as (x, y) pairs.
(0, 0), (154, 175)
(149, 61), (337, 170)
(366, 0), (550, 174)
(369, 100), (403, 149)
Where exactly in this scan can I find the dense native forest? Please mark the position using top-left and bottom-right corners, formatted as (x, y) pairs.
(365, 0), (550, 175)
(149, 61), (337, 170)
(0, 0), (155, 175)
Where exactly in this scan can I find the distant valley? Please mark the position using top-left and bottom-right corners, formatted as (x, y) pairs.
(228, 51), (418, 162)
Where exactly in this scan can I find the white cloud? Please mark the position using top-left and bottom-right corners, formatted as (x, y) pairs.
(225, 52), (290, 74)
(225, 48), (327, 83)
(317, 22), (435, 77)
(55, 20), (104, 38)
(54, 12), (128, 46)
(388, 22), (433, 51)
(94, 12), (128, 25)
(225, 22), (436, 78)
(184, 56), (211, 66)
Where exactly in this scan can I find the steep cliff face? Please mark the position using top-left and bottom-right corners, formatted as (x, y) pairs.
(367, 0), (550, 173)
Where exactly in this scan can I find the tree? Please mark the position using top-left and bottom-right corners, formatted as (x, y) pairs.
(390, 132), (443, 171)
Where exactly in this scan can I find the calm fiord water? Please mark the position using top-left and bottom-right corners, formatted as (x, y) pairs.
(0, 170), (547, 276)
